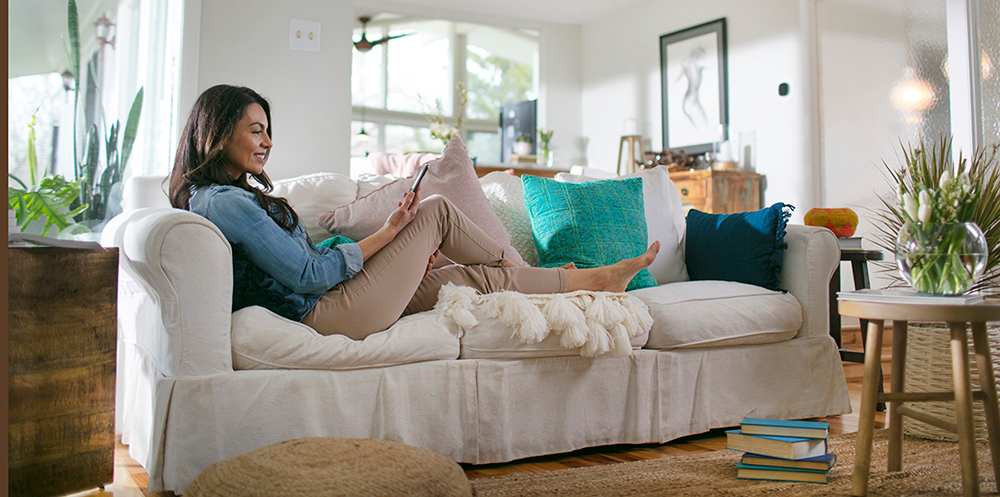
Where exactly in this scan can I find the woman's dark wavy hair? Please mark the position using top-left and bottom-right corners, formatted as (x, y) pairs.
(168, 84), (298, 231)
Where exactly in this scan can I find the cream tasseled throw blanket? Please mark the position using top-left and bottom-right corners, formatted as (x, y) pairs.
(434, 283), (654, 358)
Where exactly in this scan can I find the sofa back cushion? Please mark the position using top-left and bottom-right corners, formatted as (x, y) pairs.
(271, 173), (359, 242)
(479, 172), (539, 266)
(522, 175), (657, 291)
(318, 136), (526, 266)
(555, 166), (688, 283)
(685, 203), (793, 291)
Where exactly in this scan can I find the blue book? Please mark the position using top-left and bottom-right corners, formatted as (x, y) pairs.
(726, 430), (828, 460)
(736, 463), (831, 483)
(740, 418), (829, 439)
(742, 452), (836, 471)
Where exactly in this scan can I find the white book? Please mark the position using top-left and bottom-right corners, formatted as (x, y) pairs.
(837, 237), (862, 249)
(838, 288), (985, 305)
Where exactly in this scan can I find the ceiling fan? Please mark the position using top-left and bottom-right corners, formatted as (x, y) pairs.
(353, 16), (412, 53)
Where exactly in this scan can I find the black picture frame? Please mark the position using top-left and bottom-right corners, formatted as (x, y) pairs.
(659, 18), (728, 155)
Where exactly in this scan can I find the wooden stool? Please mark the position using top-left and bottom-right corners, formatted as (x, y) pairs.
(839, 299), (1000, 497)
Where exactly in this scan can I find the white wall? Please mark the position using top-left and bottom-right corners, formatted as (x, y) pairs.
(183, 0), (582, 179)
(193, 0), (353, 180)
(579, 0), (817, 221)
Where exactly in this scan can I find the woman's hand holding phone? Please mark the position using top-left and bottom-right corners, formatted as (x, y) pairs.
(384, 189), (420, 236)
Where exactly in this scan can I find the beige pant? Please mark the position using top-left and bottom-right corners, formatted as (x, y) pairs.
(303, 195), (566, 340)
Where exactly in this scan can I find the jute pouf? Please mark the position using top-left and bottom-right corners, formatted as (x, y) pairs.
(185, 438), (472, 497)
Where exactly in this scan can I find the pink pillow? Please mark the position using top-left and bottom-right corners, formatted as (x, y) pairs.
(368, 151), (440, 177)
(319, 136), (526, 266)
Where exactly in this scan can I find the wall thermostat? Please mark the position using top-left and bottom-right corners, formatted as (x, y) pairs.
(778, 83), (790, 96)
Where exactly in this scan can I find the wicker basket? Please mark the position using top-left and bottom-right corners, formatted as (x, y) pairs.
(902, 322), (1000, 441)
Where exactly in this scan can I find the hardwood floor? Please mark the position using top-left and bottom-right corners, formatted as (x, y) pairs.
(84, 329), (888, 496)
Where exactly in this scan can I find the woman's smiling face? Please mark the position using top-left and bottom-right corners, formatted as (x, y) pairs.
(223, 103), (272, 178)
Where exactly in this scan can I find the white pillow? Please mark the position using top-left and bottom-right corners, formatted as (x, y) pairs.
(232, 306), (459, 370)
(272, 172), (359, 242)
(555, 167), (688, 284)
(479, 172), (538, 266)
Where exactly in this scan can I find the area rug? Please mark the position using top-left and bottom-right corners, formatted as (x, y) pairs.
(471, 431), (997, 496)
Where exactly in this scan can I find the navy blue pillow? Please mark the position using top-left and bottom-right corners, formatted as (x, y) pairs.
(685, 203), (794, 291)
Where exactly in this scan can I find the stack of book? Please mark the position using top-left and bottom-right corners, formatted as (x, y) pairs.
(726, 418), (835, 483)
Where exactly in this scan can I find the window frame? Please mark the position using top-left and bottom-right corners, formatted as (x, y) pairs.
(351, 17), (537, 158)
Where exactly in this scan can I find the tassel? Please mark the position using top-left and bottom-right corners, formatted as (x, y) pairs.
(434, 284), (481, 333)
(581, 320), (612, 357)
(495, 292), (548, 344)
(543, 295), (580, 332)
(560, 322), (589, 349)
(622, 297), (653, 335)
(610, 323), (632, 356)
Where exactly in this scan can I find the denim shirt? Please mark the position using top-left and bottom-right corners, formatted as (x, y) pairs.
(189, 185), (363, 321)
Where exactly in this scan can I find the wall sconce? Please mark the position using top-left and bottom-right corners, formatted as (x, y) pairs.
(95, 14), (116, 49)
(891, 67), (936, 114)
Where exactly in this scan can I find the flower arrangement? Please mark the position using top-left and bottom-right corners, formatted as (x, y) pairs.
(537, 128), (554, 165)
(428, 82), (468, 146)
(874, 138), (1000, 294)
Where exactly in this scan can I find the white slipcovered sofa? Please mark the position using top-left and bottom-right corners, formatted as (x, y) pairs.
(105, 172), (850, 494)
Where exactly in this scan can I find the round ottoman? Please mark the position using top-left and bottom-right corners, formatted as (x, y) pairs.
(185, 438), (473, 497)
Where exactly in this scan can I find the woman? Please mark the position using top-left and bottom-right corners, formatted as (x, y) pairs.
(169, 85), (659, 340)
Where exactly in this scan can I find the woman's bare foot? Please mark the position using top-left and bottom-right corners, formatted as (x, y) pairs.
(602, 241), (660, 292)
(563, 242), (660, 293)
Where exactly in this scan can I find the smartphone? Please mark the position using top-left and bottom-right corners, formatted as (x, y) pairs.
(410, 163), (431, 193)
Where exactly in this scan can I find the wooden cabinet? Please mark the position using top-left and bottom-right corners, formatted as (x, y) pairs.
(475, 164), (569, 178)
(9, 246), (118, 497)
(669, 169), (764, 214)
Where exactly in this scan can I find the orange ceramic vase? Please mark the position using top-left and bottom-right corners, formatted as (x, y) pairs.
(804, 207), (858, 238)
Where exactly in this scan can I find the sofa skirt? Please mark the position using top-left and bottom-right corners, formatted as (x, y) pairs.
(127, 334), (849, 493)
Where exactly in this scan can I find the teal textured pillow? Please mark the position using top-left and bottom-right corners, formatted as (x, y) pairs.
(685, 203), (794, 291)
(522, 175), (657, 291)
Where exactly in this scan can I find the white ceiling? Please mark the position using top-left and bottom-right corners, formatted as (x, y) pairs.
(353, 0), (649, 25)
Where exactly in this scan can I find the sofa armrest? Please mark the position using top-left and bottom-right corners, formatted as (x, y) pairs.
(780, 225), (839, 339)
(122, 208), (234, 376)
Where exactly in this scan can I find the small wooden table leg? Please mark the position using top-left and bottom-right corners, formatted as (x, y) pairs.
(950, 322), (980, 497)
(852, 319), (885, 496)
(971, 322), (1000, 491)
(888, 320), (907, 472)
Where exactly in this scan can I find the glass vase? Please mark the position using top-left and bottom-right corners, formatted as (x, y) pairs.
(895, 222), (988, 295)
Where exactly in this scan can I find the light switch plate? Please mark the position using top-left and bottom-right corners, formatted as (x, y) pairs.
(289, 18), (321, 52)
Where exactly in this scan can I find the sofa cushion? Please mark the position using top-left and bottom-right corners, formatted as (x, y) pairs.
(232, 306), (459, 370)
(271, 172), (359, 242)
(555, 166), (688, 284)
(685, 203), (793, 291)
(479, 172), (538, 266)
(318, 136), (526, 266)
(522, 175), (657, 291)
(630, 280), (802, 350)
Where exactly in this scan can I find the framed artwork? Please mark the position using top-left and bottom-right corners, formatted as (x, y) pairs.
(659, 18), (728, 155)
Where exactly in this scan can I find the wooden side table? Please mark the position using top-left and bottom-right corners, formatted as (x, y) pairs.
(838, 299), (1000, 497)
(668, 169), (763, 214)
(829, 248), (886, 410)
(9, 246), (119, 496)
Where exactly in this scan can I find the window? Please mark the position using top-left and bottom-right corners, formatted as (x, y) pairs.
(351, 16), (538, 163)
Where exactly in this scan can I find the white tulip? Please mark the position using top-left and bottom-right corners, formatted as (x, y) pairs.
(919, 189), (932, 209)
(904, 194), (919, 220)
(939, 169), (952, 188)
(918, 202), (932, 223)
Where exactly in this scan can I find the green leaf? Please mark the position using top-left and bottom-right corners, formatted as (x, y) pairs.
(120, 87), (144, 173)
(68, 0), (80, 87)
(27, 115), (38, 187)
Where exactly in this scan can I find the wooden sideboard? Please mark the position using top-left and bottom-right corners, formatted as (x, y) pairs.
(475, 164), (569, 178)
(9, 246), (119, 497)
(668, 169), (764, 214)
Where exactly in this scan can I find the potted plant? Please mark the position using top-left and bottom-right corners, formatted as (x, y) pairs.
(873, 137), (1000, 441)
(538, 129), (554, 167)
(513, 134), (532, 157)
